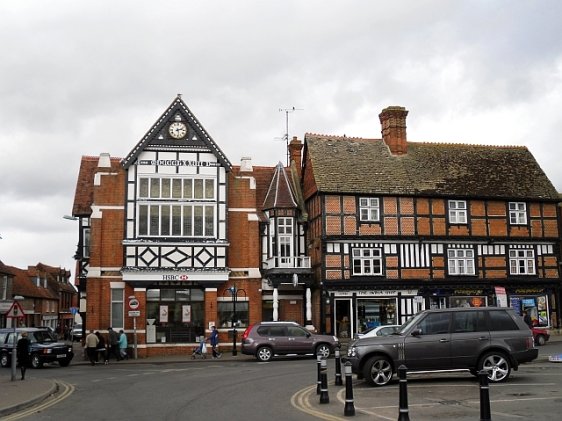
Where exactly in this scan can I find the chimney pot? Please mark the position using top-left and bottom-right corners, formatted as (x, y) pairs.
(288, 137), (303, 177)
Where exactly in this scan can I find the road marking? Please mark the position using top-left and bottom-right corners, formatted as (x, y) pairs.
(2, 381), (74, 420)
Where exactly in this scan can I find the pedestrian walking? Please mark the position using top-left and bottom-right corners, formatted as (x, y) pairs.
(208, 325), (221, 359)
(17, 332), (31, 380)
(118, 329), (129, 360)
(85, 330), (99, 366)
(95, 331), (108, 364)
(107, 327), (122, 361)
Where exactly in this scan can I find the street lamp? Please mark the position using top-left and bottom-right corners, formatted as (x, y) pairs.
(9, 295), (24, 382)
(225, 285), (246, 356)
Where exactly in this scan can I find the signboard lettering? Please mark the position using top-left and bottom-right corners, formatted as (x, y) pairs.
(138, 159), (220, 167)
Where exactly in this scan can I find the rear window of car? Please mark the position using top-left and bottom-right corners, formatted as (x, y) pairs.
(489, 310), (519, 331)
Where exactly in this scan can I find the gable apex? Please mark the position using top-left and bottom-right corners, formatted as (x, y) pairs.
(122, 95), (232, 170)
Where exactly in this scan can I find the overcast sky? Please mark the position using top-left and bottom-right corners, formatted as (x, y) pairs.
(1, 1), (561, 281)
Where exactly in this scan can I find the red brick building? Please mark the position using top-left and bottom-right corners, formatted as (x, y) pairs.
(70, 96), (312, 356)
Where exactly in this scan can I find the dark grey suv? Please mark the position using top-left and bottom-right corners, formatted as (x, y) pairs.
(346, 307), (538, 386)
(241, 321), (340, 362)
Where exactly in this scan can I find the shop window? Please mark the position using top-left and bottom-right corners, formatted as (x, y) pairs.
(509, 249), (535, 275)
(448, 200), (467, 224)
(352, 248), (383, 275)
(217, 301), (249, 328)
(447, 249), (475, 275)
(111, 288), (124, 329)
(359, 198), (380, 222)
(509, 202), (527, 225)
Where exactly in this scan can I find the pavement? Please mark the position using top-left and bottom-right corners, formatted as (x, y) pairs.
(2, 334), (562, 418)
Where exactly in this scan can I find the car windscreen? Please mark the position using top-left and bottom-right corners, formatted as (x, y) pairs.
(31, 331), (57, 343)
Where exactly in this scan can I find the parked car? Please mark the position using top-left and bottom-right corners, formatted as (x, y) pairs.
(0, 327), (74, 369)
(346, 307), (538, 387)
(355, 324), (401, 340)
(71, 323), (83, 341)
(532, 327), (550, 346)
(241, 321), (340, 362)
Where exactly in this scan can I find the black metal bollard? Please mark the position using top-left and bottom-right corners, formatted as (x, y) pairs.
(397, 365), (410, 421)
(316, 355), (322, 395)
(320, 358), (330, 404)
(335, 348), (343, 386)
(479, 370), (492, 421)
(344, 361), (355, 416)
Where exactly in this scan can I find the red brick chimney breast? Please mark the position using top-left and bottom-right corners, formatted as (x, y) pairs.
(288, 136), (303, 177)
(379, 106), (408, 155)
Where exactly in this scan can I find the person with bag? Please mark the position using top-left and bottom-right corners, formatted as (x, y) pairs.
(118, 329), (129, 360)
(208, 325), (221, 359)
(17, 332), (31, 380)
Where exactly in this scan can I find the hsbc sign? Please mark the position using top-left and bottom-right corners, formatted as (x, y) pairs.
(162, 274), (189, 281)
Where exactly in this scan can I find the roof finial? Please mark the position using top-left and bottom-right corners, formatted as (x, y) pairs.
(177, 93), (182, 98)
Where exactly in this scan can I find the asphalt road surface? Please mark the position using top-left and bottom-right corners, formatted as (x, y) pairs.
(8, 340), (562, 421)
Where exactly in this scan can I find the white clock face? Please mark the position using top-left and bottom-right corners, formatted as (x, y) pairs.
(169, 122), (187, 139)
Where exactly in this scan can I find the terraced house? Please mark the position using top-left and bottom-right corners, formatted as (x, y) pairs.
(301, 106), (561, 338)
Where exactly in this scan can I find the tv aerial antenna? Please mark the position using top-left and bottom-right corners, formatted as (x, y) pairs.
(279, 107), (303, 166)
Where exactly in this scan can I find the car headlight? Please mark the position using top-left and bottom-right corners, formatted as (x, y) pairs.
(43, 349), (52, 354)
(68, 347), (73, 353)
(347, 346), (356, 357)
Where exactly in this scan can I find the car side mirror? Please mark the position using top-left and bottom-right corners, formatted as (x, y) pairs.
(411, 328), (422, 337)
(306, 332), (311, 338)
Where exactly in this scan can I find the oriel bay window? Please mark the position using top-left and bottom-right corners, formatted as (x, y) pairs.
(137, 176), (216, 237)
(146, 288), (205, 343)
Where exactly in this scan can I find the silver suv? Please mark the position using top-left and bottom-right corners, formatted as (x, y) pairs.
(241, 321), (339, 362)
(346, 307), (538, 386)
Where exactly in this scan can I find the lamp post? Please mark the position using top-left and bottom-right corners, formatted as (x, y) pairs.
(226, 285), (246, 356)
(9, 295), (25, 381)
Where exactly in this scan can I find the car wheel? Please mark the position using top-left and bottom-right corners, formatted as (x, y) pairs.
(0, 352), (9, 368)
(256, 346), (273, 362)
(31, 354), (43, 369)
(478, 351), (511, 383)
(536, 335), (546, 346)
(315, 344), (331, 359)
(59, 358), (71, 367)
(362, 355), (394, 387)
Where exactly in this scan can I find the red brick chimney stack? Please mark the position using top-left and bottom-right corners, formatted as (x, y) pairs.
(288, 136), (303, 177)
(379, 106), (409, 155)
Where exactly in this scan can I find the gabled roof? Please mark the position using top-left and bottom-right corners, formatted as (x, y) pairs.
(72, 155), (123, 215)
(121, 95), (231, 170)
(262, 162), (298, 210)
(304, 134), (560, 201)
(8, 265), (58, 300)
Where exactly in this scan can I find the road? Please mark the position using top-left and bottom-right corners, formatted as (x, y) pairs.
(6, 340), (562, 421)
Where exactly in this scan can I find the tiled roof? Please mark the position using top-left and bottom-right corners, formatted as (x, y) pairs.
(262, 162), (298, 210)
(304, 135), (560, 200)
(72, 155), (123, 215)
(8, 265), (57, 299)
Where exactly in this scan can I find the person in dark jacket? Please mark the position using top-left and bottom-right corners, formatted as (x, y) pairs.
(95, 331), (108, 364)
(17, 332), (31, 380)
(208, 325), (221, 359)
(107, 327), (122, 361)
